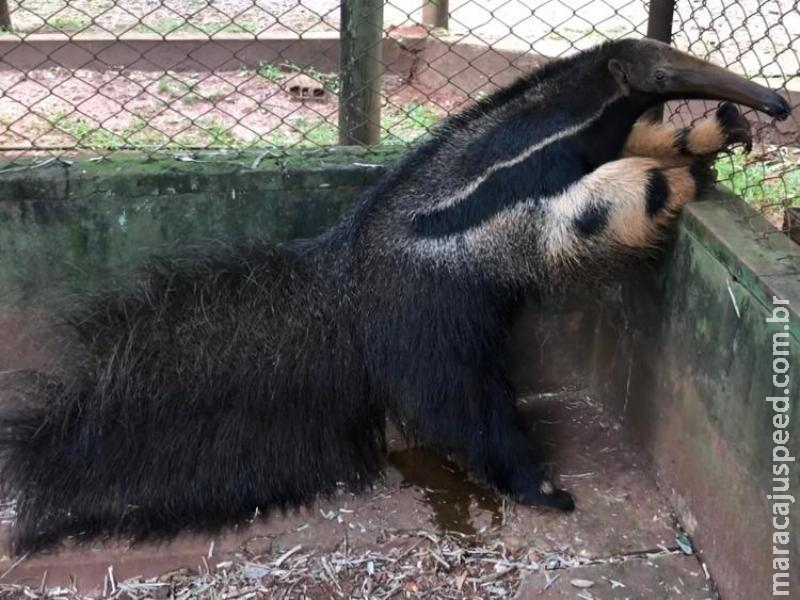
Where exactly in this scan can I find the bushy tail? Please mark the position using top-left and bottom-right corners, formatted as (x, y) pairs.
(0, 369), (84, 553)
(0, 241), (387, 554)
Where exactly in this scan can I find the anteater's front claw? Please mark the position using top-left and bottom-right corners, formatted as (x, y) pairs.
(716, 101), (753, 153)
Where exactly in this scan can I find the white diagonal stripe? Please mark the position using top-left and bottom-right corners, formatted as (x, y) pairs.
(422, 93), (623, 215)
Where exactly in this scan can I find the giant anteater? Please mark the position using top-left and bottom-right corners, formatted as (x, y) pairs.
(0, 38), (790, 552)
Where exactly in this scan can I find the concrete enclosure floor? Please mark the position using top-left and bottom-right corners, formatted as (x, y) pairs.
(0, 392), (717, 599)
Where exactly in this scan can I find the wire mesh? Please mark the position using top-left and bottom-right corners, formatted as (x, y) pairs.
(670, 0), (799, 232)
(0, 0), (796, 231)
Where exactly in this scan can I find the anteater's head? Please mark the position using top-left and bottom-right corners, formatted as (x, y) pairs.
(607, 39), (790, 119)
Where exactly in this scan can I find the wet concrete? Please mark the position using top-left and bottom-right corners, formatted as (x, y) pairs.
(0, 392), (713, 597)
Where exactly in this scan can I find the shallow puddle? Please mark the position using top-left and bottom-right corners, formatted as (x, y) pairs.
(387, 448), (502, 536)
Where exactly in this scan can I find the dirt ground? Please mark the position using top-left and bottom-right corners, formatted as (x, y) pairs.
(0, 66), (464, 151)
(0, 392), (717, 599)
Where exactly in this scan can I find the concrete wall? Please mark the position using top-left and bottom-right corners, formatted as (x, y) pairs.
(0, 149), (397, 370)
(583, 192), (800, 599)
(0, 153), (798, 598)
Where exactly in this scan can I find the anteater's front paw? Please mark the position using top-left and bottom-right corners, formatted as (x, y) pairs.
(678, 102), (752, 157)
(715, 102), (753, 152)
(510, 471), (575, 511)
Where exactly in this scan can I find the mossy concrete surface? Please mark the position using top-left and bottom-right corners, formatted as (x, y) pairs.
(0, 149), (402, 307)
(0, 149), (401, 372)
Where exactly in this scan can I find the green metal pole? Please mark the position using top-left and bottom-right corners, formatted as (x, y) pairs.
(422, 0), (449, 30)
(645, 0), (675, 121)
(338, 0), (384, 146)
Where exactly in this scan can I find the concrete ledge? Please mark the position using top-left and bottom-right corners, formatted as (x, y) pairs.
(683, 192), (800, 316)
(0, 32), (421, 74)
(0, 149), (400, 313)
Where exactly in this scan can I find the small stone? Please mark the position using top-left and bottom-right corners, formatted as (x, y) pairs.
(242, 563), (271, 579)
(243, 536), (272, 556)
(570, 578), (595, 589)
(502, 535), (524, 553)
(544, 555), (561, 570)
(676, 533), (694, 555)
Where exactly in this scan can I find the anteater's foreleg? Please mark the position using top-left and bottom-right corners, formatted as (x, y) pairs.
(540, 154), (713, 270)
(622, 102), (752, 165)
(393, 361), (576, 510)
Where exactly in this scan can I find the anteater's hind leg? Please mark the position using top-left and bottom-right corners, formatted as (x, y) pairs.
(622, 102), (752, 166)
(472, 384), (577, 510)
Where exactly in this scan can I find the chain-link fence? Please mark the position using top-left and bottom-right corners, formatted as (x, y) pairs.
(0, 0), (797, 231)
(668, 0), (799, 234)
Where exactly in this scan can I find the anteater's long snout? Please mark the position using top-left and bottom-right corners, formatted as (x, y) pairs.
(665, 54), (791, 120)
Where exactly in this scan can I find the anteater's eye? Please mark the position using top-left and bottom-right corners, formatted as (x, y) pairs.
(655, 70), (666, 82)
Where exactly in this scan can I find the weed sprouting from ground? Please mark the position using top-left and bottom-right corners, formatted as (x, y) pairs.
(381, 103), (440, 144)
(715, 147), (800, 221)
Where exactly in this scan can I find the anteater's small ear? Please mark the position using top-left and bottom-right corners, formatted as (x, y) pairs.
(608, 59), (630, 92)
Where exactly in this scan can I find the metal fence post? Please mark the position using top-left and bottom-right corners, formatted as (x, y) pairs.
(645, 0), (675, 121)
(338, 0), (384, 146)
(0, 0), (12, 31)
(421, 0), (449, 30)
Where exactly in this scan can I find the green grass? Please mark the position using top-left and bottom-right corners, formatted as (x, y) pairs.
(258, 62), (285, 83)
(46, 14), (90, 33)
(381, 102), (440, 144)
(140, 18), (260, 36)
(155, 76), (229, 105)
(47, 111), (121, 148)
(39, 100), (443, 151)
(45, 111), (178, 150)
(258, 62), (340, 93)
(201, 119), (243, 148)
(292, 117), (338, 147)
(43, 110), (248, 150)
(714, 150), (800, 214)
(156, 75), (182, 96)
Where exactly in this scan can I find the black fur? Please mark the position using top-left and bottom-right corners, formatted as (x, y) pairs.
(0, 39), (712, 552)
(645, 169), (670, 216)
(3, 241), (386, 550)
(690, 160), (716, 197)
(715, 101), (743, 132)
(674, 126), (692, 154)
(412, 144), (585, 238)
(715, 101), (754, 151)
(573, 203), (611, 236)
